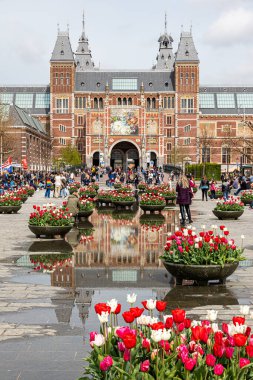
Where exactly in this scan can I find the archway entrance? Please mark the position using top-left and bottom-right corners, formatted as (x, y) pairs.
(110, 141), (139, 171)
(92, 151), (99, 166)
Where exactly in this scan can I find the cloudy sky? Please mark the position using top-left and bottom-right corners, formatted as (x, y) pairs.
(0, 0), (252, 85)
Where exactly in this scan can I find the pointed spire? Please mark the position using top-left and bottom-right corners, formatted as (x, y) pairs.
(82, 11), (85, 34)
(153, 14), (174, 70)
(51, 26), (74, 61)
(165, 12), (167, 33)
(75, 12), (95, 71)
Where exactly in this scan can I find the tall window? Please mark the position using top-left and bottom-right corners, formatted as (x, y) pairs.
(191, 73), (195, 85)
(59, 138), (66, 145)
(166, 116), (172, 125)
(180, 73), (183, 85)
(94, 98), (98, 109)
(152, 97), (156, 109)
(185, 73), (189, 85)
(163, 97), (167, 108)
(56, 98), (69, 114)
(147, 98), (151, 109)
(66, 73), (70, 85)
(118, 97), (122, 106)
(123, 97), (127, 106)
(60, 73), (64, 85)
(59, 124), (66, 132)
(128, 98), (132, 106)
(166, 129), (172, 137)
(242, 148), (251, 164)
(222, 147), (231, 164)
(78, 115), (84, 126)
(202, 147), (211, 163)
(55, 73), (58, 85)
(99, 98), (103, 109)
(181, 98), (194, 113)
(75, 97), (86, 109)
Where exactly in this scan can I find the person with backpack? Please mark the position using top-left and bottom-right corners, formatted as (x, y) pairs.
(222, 179), (230, 201)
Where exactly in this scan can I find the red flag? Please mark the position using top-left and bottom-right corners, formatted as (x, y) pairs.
(22, 157), (28, 170)
(2, 156), (12, 168)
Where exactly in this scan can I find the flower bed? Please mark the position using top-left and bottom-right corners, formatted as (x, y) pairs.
(208, 188), (223, 199)
(214, 198), (244, 212)
(110, 191), (135, 202)
(116, 185), (133, 193)
(140, 194), (166, 206)
(14, 188), (29, 202)
(161, 225), (244, 266)
(138, 182), (148, 191)
(69, 182), (81, 194)
(79, 198), (95, 212)
(79, 186), (97, 198)
(29, 204), (74, 227)
(30, 253), (72, 272)
(241, 191), (253, 205)
(24, 186), (35, 196)
(81, 296), (253, 380)
(0, 193), (22, 207)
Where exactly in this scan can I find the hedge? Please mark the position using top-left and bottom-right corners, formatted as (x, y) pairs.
(186, 163), (221, 180)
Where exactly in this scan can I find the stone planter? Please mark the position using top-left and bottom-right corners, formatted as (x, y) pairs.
(212, 209), (244, 220)
(140, 204), (166, 213)
(241, 198), (253, 205)
(80, 193), (96, 199)
(21, 196), (29, 203)
(164, 196), (176, 206)
(97, 197), (112, 205)
(78, 209), (94, 218)
(0, 205), (22, 214)
(162, 261), (239, 285)
(28, 225), (73, 238)
(112, 200), (135, 209)
(113, 184), (122, 189)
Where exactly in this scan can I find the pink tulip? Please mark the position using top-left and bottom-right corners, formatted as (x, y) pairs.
(214, 364), (224, 376)
(100, 356), (113, 371)
(140, 359), (150, 372)
(118, 342), (125, 352)
(123, 349), (131, 362)
(239, 358), (250, 368)
(225, 347), (234, 359)
(89, 331), (97, 342)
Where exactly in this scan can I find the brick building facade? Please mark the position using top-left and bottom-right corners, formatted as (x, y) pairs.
(1, 17), (253, 171)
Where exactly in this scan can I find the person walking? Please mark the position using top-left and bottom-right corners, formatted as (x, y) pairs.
(176, 175), (193, 226)
(210, 180), (216, 200)
(200, 176), (209, 201)
(54, 173), (62, 198)
(45, 177), (52, 198)
(222, 179), (230, 201)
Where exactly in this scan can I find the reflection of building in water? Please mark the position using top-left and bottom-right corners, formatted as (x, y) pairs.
(51, 266), (74, 288)
(75, 289), (94, 325)
(72, 209), (178, 269)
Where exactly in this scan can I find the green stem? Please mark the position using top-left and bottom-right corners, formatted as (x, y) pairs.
(156, 344), (159, 379)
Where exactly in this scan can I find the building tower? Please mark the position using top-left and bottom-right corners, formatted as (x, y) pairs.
(174, 29), (199, 166)
(75, 13), (95, 71)
(50, 27), (76, 159)
(153, 13), (174, 71)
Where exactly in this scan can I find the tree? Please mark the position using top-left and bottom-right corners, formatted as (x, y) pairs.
(0, 103), (16, 169)
(230, 120), (253, 165)
(198, 124), (216, 175)
(60, 145), (82, 166)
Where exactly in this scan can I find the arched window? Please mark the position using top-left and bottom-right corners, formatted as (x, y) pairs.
(222, 147), (231, 164)
(185, 73), (189, 85)
(99, 98), (103, 109)
(55, 73), (58, 85)
(123, 97), (127, 106)
(66, 73), (70, 86)
(94, 98), (98, 109)
(163, 97), (167, 108)
(60, 73), (64, 85)
(191, 73), (195, 85)
(180, 72), (183, 85)
(118, 97), (122, 106)
(128, 98), (132, 106)
(147, 98), (151, 109)
(152, 97), (156, 109)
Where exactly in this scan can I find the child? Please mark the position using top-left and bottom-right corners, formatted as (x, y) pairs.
(210, 180), (216, 200)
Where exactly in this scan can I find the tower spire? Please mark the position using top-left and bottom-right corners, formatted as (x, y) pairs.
(165, 12), (167, 33)
(82, 11), (85, 34)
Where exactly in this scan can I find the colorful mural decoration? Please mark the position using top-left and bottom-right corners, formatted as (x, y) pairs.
(146, 119), (158, 135)
(110, 109), (138, 135)
(92, 118), (103, 135)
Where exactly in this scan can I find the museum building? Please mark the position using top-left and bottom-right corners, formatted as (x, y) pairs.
(1, 16), (253, 171)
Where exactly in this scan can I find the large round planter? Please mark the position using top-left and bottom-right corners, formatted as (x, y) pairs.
(113, 184), (122, 189)
(112, 200), (135, 208)
(241, 198), (253, 205)
(97, 197), (112, 204)
(78, 209), (94, 218)
(28, 225), (73, 239)
(212, 209), (244, 220)
(162, 261), (239, 285)
(0, 205), (22, 214)
(21, 196), (29, 203)
(140, 204), (166, 213)
(208, 193), (223, 200)
(80, 193), (96, 199)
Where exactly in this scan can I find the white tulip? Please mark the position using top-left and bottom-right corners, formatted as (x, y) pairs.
(93, 334), (105, 347)
(250, 312), (253, 319)
(151, 329), (163, 343)
(161, 329), (171, 341)
(183, 229), (188, 236)
(195, 243), (199, 249)
(163, 314), (172, 322)
(192, 227), (196, 231)
(194, 238), (199, 243)
(201, 225), (206, 230)
(207, 310), (218, 322)
(241, 235), (245, 239)
(98, 311), (109, 324)
(175, 227), (179, 232)
(146, 299), (157, 310)
(240, 305), (250, 316)
(192, 320), (202, 327)
(127, 293), (137, 304)
(137, 315), (151, 326)
(211, 323), (219, 333)
(150, 317), (158, 324)
(107, 298), (118, 313)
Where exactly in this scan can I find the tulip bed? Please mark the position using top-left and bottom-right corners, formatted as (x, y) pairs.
(139, 194), (166, 206)
(0, 193), (22, 206)
(80, 296), (253, 379)
(79, 198), (95, 212)
(79, 186), (97, 197)
(110, 191), (135, 202)
(214, 199), (244, 212)
(29, 204), (74, 226)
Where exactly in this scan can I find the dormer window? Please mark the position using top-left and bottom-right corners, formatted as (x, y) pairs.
(168, 54), (171, 59)
(82, 48), (85, 53)
(185, 50), (189, 56)
(161, 55), (164, 60)
(60, 50), (64, 55)
(86, 61), (89, 66)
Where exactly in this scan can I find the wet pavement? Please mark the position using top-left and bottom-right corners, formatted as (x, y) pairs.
(0, 187), (253, 379)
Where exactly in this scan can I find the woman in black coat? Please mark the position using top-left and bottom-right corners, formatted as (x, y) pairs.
(200, 176), (210, 201)
(176, 175), (193, 226)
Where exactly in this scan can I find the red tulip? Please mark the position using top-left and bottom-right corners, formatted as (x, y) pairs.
(214, 332), (224, 345)
(171, 309), (186, 323)
(234, 333), (247, 347)
(142, 338), (150, 352)
(122, 311), (135, 324)
(156, 301), (167, 312)
(225, 347), (234, 359)
(140, 360), (150, 372)
(184, 358), (196, 371)
(239, 358), (250, 368)
(246, 345), (253, 358)
(213, 343), (225, 358)
(129, 307), (144, 318)
(114, 304), (121, 315)
(214, 364), (224, 376)
(122, 332), (137, 349)
(151, 322), (165, 331)
(165, 316), (173, 329)
(94, 303), (111, 315)
(232, 316), (245, 326)
(184, 318), (192, 329)
(206, 354), (216, 367)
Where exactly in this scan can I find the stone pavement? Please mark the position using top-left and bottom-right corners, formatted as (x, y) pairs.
(0, 187), (252, 379)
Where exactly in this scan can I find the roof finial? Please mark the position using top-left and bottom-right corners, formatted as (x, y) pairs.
(165, 12), (167, 33)
(57, 23), (60, 33)
(67, 23), (69, 33)
(190, 22), (192, 34)
(82, 10), (85, 34)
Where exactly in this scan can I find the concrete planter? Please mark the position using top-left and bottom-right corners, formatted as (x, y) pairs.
(112, 200), (135, 208)
(140, 204), (165, 213)
(162, 261), (239, 285)
(80, 193), (96, 198)
(212, 209), (244, 220)
(0, 205), (22, 214)
(28, 225), (73, 238)
(241, 198), (253, 205)
(21, 196), (29, 203)
(78, 209), (94, 218)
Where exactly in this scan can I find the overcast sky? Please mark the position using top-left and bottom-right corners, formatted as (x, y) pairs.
(0, 0), (252, 85)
